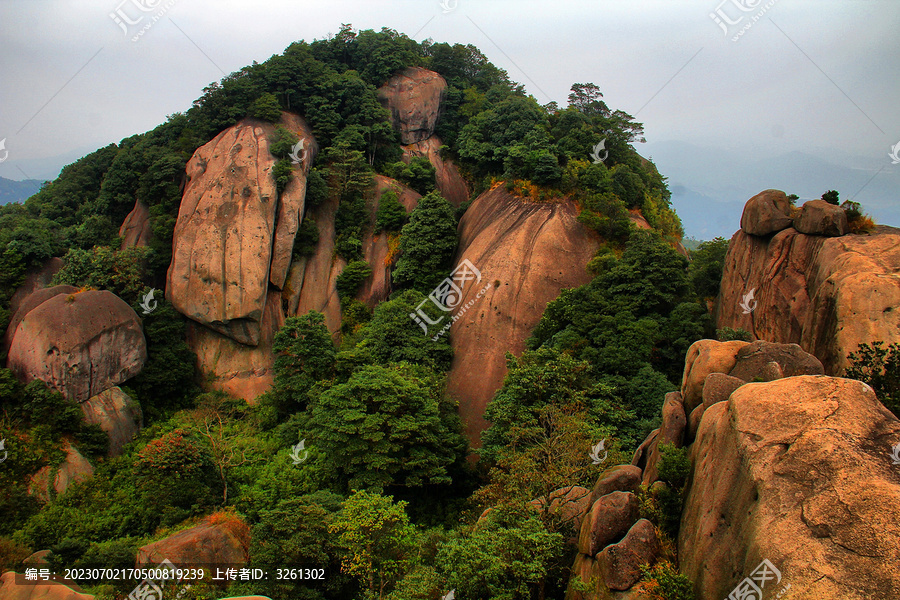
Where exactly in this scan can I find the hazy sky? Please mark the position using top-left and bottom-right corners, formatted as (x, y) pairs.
(1, 0), (898, 204)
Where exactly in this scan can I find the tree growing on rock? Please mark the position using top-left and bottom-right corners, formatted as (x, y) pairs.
(392, 191), (458, 293)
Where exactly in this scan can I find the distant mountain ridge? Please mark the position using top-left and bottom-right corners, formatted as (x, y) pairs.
(644, 140), (900, 239)
(0, 177), (41, 205)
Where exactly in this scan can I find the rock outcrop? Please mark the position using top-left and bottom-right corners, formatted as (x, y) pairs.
(718, 192), (900, 374)
(118, 199), (152, 249)
(137, 517), (249, 569)
(3, 284), (78, 355)
(739, 189), (792, 236)
(401, 135), (469, 206)
(7, 289), (146, 402)
(166, 113), (316, 346)
(377, 67), (447, 144)
(680, 375), (900, 599)
(445, 185), (600, 442)
(7, 257), (65, 319)
(29, 440), (94, 502)
(793, 199), (848, 236)
(0, 572), (93, 600)
(81, 386), (142, 455)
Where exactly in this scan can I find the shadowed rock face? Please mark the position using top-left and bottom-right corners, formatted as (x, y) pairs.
(445, 185), (600, 443)
(166, 114), (315, 346)
(717, 223), (900, 374)
(136, 518), (249, 570)
(679, 376), (900, 599)
(118, 199), (152, 249)
(401, 135), (469, 207)
(7, 289), (146, 402)
(81, 386), (142, 456)
(29, 440), (94, 502)
(378, 67), (447, 144)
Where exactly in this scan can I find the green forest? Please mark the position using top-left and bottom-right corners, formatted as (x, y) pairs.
(3, 23), (864, 600)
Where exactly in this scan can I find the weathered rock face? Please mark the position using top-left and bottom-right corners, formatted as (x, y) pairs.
(590, 465), (642, 506)
(378, 67), (447, 144)
(577, 491), (640, 557)
(728, 340), (824, 381)
(530, 485), (592, 539)
(118, 199), (152, 249)
(186, 292), (284, 402)
(401, 135), (469, 206)
(81, 386), (143, 456)
(137, 518), (249, 569)
(357, 176), (421, 308)
(596, 519), (661, 591)
(680, 376), (900, 599)
(740, 189), (792, 236)
(641, 392), (686, 485)
(793, 199), (848, 236)
(7, 290), (147, 402)
(445, 186), (600, 443)
(0, 571), (93, 600)
(166, 114), (315, 346)
(3, 284), (78, 355)
(717, 221), (900, 374)
(29, 441), (94, 502)
(681, 339), (749, 414)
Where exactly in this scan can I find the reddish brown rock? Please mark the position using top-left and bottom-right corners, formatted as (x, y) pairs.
(137, 518), (249, 570)
(642, 392), (686, 485)
(728, 340), (824, 382)
(3, 284), (78, 354)
(567, 554), (601, 600)
(685, 404), (704, 445)
(357, 176), (421, 308)
(716, 222), (900, 375)
(701, 373), (745, 409)
(793, 199), (849, 236)
(401, 135), (469, 207)
(681, 339), (749, 413)
(81, 386), (142, 455)
(445, 186), (600, 443)
(631, 429), (658, 471)
(596, 519), (661, 591)
(378, 67), (447, 144)
(577, 491), (640, 557)
(590, 465), (643, 505)
(284, 193), (345, 339)
(118, 199), (152, 249)
(740, 189), (793, 236)
(188, 292), (284, 402)
(166, 114), (315, 346)
(679, 376), (900, 599)
(0, 572), (92, 600)
(7, 290), (146, 402)
(29, 440), (94, 502)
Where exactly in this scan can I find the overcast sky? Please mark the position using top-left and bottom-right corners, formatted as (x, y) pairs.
(1, 0), (897, 233)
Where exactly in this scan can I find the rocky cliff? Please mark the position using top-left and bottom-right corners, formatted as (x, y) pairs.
(717, 190), (900, 375)
(445, 185), (600, 442)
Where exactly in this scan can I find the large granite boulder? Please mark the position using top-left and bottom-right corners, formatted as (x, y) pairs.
(0, 572), (92, 600)
(118, 199), (152, 249)
(377, 67), (447, 144)
(793, 199), (848, 236)
(445, 186), (600, 443)
(679, 375), (900, 599)
(577, 491), (640, 557)
(7, 289), (146, 402)
(740, 189), (793, 236)
(716, 222), (900, 375)
(81, 386), (142, 455)
(29, 441), (94, 502)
